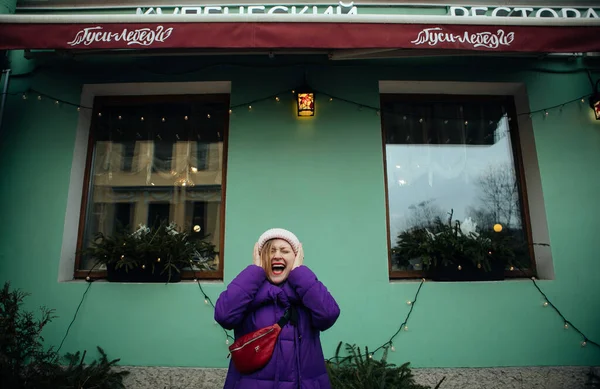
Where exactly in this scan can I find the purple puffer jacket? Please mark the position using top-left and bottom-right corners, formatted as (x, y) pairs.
(215, 265), (340, 389)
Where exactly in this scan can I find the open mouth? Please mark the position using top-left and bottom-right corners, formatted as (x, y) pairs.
(271, 262), (286, 275)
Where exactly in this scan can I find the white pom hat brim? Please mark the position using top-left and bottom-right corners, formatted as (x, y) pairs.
(258, 228), (300, 254)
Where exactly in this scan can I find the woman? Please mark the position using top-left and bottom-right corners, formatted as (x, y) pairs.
(215, 228), (340, 389)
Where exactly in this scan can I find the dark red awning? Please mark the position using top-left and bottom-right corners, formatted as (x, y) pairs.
(1, 17), (599, 52)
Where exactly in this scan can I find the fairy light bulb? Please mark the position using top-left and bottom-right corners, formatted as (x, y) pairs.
(141, 116), (145, 121)
(464, 120), (468, 125)
(184, 116), (189, 120)
(229, 109), (232, 114)
(544, 111), (549, 117)
(37, 95), (42, 100)
(275, 97), (280, 102)
(161, 117), (166, 122)
(329, 97), (333, 102)
(142, 264), (146, 269)
(157, 257), (161, 262)
(22, 93), (27, 100)
(226, 339), (230, 345)
(207, 114), (211, 119)
(543, 301), (549, 307)
(457, 265), (462, 271)
(121, 254), (125, 259)
(390, 344), (396, 352)
(406, 301), (412, 305)
(419, 118), (423, 123)
(118, 115), (122, 120)
(581, 340), (587, 347)
(404, 326), (408, 331)
(55, 100), (59, 105)
(248, 105), (252, 110)
(77, 107), (81, 112)
(368, 354), (373, 359)
(564, 323), (569, 329)
(86, 276), (90, 281)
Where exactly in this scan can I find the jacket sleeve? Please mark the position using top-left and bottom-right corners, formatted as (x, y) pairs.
(214, 265), (266, 330)
(287, 265), (340, 331)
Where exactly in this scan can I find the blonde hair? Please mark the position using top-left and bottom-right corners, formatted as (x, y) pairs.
(260, 239), (275, 278)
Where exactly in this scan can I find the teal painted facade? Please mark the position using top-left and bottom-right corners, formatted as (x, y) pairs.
(1, 50), (599, 370)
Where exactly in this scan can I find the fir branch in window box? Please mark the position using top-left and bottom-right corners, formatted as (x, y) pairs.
(392, 210), (517, 281)
(83, 221), (217, 283)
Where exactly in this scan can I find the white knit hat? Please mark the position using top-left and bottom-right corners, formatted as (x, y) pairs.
(258, 228), (300, 254)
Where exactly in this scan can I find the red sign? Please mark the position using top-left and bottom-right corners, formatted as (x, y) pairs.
(0, 22), (599, 52)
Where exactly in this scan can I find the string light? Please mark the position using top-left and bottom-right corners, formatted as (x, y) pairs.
(17, 86), (592, 123)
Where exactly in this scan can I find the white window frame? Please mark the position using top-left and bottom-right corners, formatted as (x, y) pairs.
(379, 80), (554, 280)
(58, 81), (231, 282)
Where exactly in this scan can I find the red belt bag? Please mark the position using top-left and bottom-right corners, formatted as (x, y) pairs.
(228, 307), (295, 374)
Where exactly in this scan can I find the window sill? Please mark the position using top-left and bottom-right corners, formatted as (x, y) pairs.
(389, 269), (536, 282)
(73, 270), (223, 282)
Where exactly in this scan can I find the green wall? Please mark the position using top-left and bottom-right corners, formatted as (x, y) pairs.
(1, 53), (599, 368)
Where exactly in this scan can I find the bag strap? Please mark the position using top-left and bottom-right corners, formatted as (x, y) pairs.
(276, 305), (298, 328)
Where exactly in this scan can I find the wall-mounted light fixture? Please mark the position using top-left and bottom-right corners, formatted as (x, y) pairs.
(296, 86), (315, 117)
(590, 80), (600, 120)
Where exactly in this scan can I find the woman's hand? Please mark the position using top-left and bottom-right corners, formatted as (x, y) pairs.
(253, 243), (262, 267)
(293, 244), (304, 269)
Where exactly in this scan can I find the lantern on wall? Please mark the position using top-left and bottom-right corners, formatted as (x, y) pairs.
(590, 80), (600, 120)
(296, 87), (315, 117)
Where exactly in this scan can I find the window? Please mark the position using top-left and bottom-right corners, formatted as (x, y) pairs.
(380, 93), (535, 279)
(74, 94), (229, 280)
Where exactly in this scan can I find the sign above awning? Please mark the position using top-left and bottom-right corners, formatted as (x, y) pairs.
(1, 13), (599, 52)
